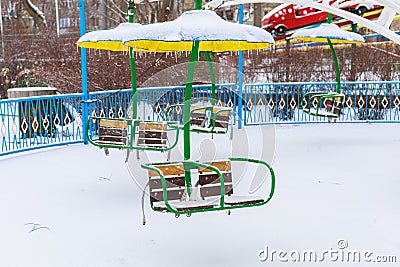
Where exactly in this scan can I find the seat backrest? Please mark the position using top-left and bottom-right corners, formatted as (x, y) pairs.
(137, 121), (168, 148)
(148, 163), (186, 203)
(197, 160), (233, 199)
(98, 119), (128, 144)
(190, 107), (208, 127)
(325, 96), (343, 116)
(212, 107), (231, 129)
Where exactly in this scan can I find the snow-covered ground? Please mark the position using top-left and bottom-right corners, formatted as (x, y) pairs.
(1, 123), (399, 266)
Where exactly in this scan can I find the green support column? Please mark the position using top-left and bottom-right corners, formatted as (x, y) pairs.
(326, 13), (341, 94)
(182, 0), (203, 196)
(128, 0), (137, 120)
(327, 39), (341, 93)
(205, 52), (216, 106)
(183, 41), (200, 195)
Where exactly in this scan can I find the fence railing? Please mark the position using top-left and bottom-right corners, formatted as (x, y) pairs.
(1, 81), (400, 156)
(0, 93), (84, 156)
(244, 81), (400, 125)
(0, 84), (237, 156)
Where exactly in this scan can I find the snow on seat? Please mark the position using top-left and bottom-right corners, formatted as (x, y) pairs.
(224, 195), (264, 205)
(152, 200), (215, 211)
(307, 108), (340, 118)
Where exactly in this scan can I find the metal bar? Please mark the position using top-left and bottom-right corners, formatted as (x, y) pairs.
(183, 41), (200, 196)
(127, 1), (137, 120)
(79, 0), (89, 144)
(237, 4), (244, 129)
(205, 52), (216, 106)
(327, 38), (341, 93)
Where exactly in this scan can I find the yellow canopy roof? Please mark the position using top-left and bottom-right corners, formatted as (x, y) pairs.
(123, 10), (275, 52)
(290, 23), (365, 44)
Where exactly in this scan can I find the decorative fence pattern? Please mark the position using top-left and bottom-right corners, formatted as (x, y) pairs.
(1, 81), (400, 156)
(0, 93), (84, 156)
(87, 83), (238, 121)
(244, 81), (400, 125)
(0, 84), (237, 156)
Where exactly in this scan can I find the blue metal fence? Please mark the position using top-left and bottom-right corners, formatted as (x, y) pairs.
(0, 84), (237, 156)
(0, 93), (84, 156)
(244, 81), (400, 125)
(1, 81), (400, 156)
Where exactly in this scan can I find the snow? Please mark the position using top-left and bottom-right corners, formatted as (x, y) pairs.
(78, 23), (141, 43)
(122, 10), (274, 44)
(1, 123), (399, 266)
(290, 23), (365, 43)
(77, 23), (141, 50)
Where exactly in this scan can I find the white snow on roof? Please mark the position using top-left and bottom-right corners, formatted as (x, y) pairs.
(122, 10), (274, 44)
(77, 23), (141, 44)
(290, 23), (365, 42)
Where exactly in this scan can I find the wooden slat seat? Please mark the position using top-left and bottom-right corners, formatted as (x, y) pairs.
(189, 105), (232, 133)
(143, 159), (272, 218)
(135, 121), (181, 161)
(165, 104), (232, 135)
(324, 96), (343, 116)
(96, 118), (128, 146)
(197, 160), (264, 206)
(303, 92), (344, 118)
(148, 163), (185, 203)
(147, 163), (217, 211)
(137, 121), (168, 149)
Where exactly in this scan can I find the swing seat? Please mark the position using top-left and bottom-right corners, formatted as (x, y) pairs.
(197, 160), (264, 206)
(87, 117), (180, 160)
(165, 104), (232, 135)
(190, 106), (232, 134)
(87, 117), (131, 148)
(302, 92), (344, 118)
(142, 158), (275, 215)
(147, 163), (215, 212)
(137, 121), (169, 149)
(133, 121), (180, 161)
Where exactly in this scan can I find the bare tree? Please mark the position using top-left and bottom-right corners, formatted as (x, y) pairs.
(19, 0), (47, 31)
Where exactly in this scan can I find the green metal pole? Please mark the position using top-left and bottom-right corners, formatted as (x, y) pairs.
(327, 12), (332, 23)
(205, 52), (216, 106)
(128, 1), (137, 119)
(326, 13), (340, 93)
(183, 41), (200, 195)
(181, 0), (202, 196)
(195, 0), (202, 10)
(327, 38), (341, 93)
